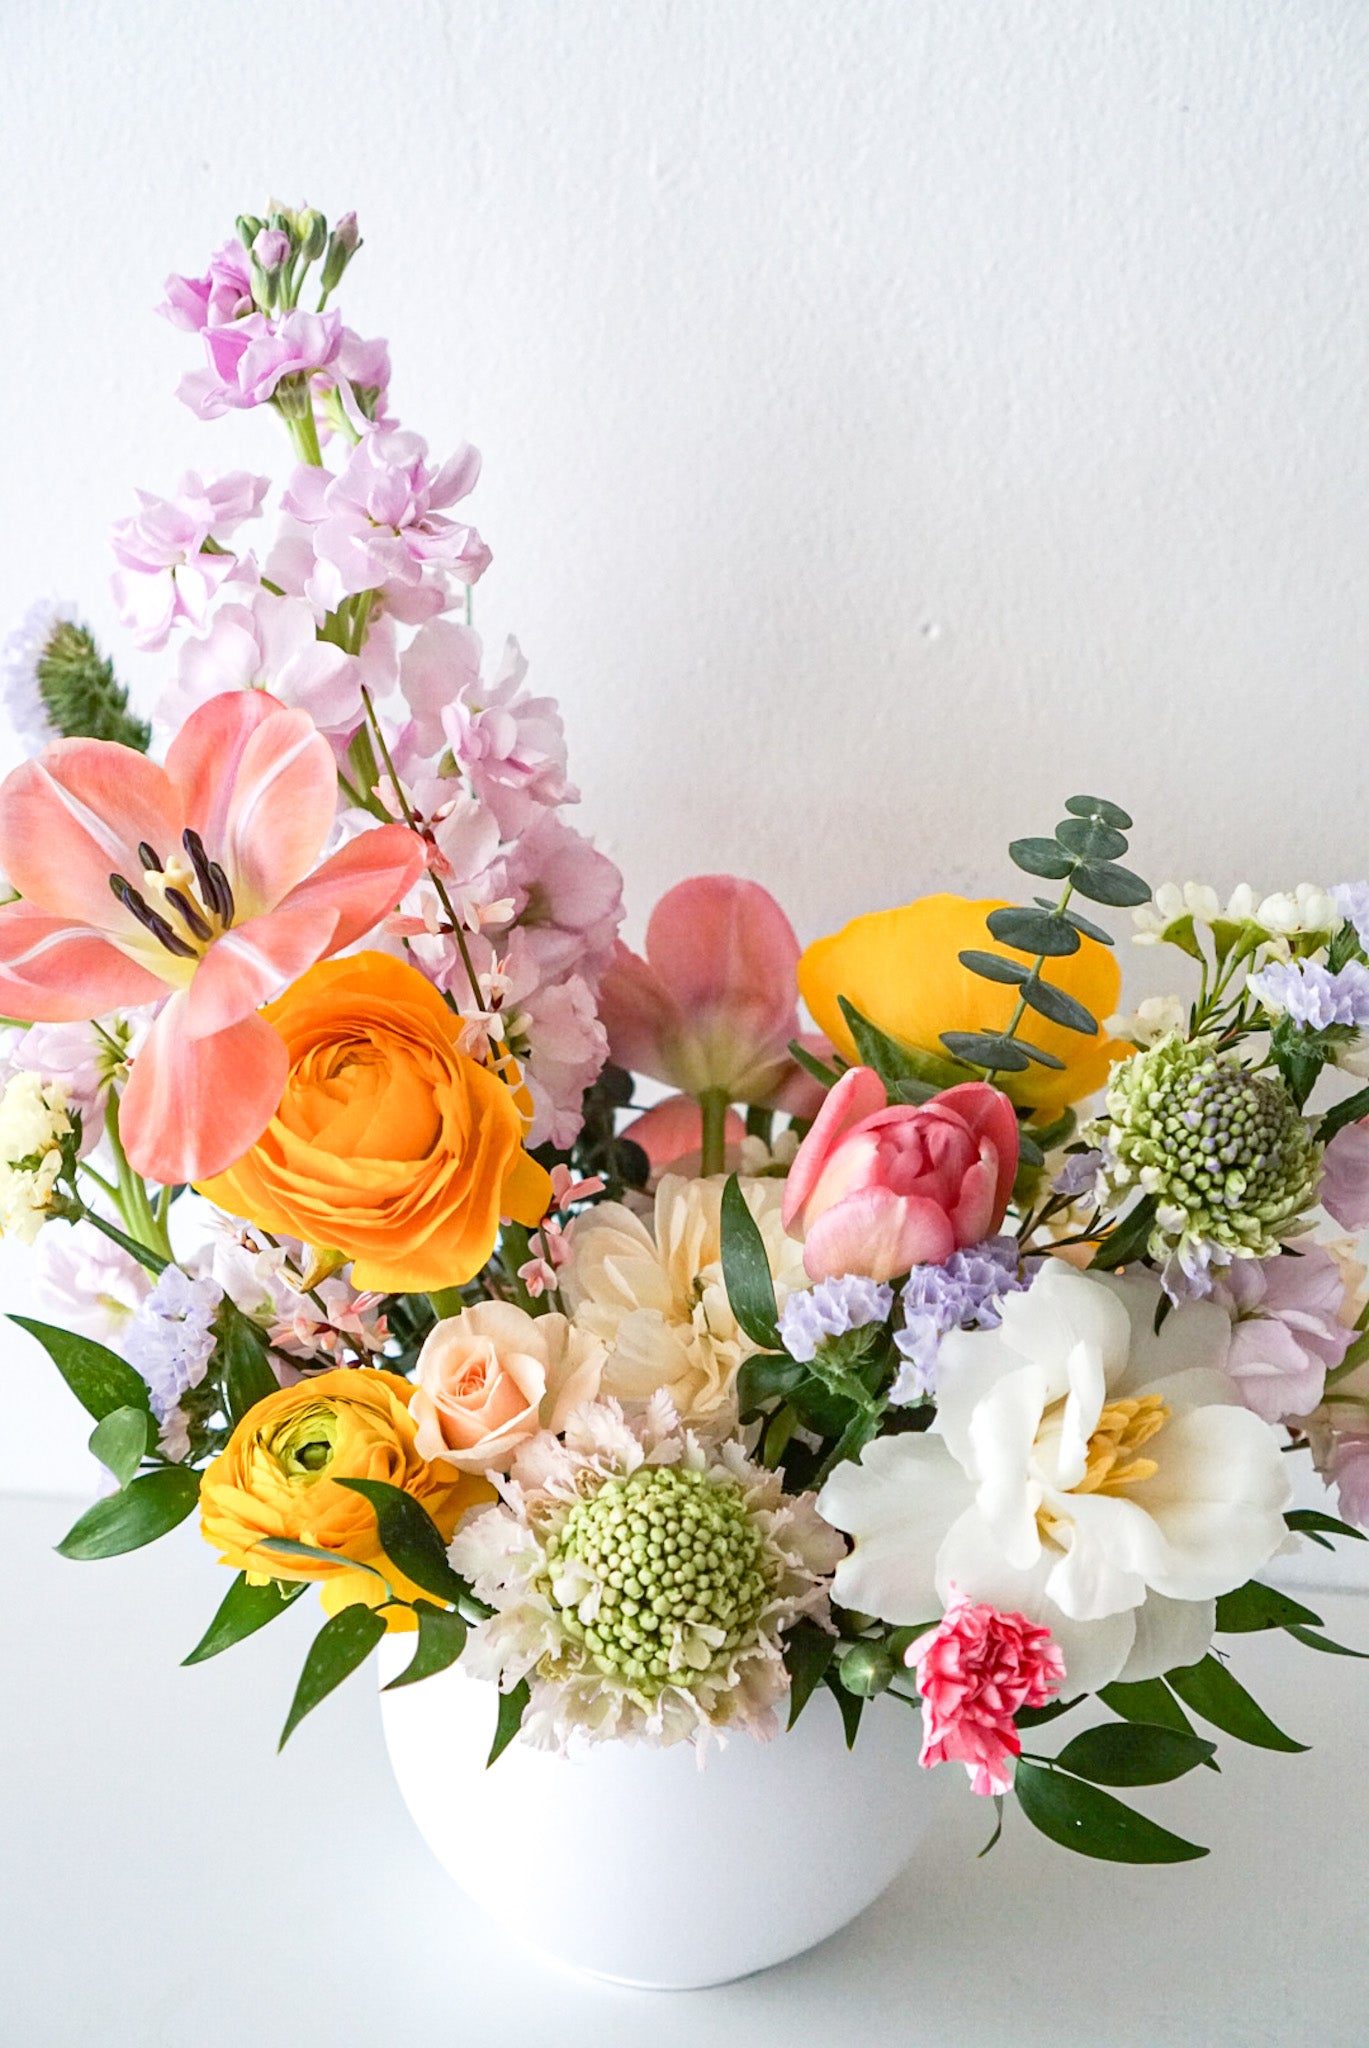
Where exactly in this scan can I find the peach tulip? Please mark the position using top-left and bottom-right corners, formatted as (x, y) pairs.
(0, 691), (424, 1184)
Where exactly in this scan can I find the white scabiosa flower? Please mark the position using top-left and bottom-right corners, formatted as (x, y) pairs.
(559, 1174), (808, 1427)
(451, 1394), (845, 1751)
(0, 1072), (77, 1243)
(816, 1260), (1291, 1696)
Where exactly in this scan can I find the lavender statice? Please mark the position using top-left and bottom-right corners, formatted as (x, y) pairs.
(778, 1274), (894, 1364)
(891, 1237), (1033, 1405)
(1331, 882), (1369, 952)
(124, 1266), (224, 1457)
(1052, 1148), (1104, 1199)
(1248, 959), (1369, 1031)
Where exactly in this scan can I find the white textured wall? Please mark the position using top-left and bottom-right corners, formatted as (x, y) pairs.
(3, 0), (1368, 1493)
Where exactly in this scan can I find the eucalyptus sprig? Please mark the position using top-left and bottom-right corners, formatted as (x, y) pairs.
(941, 796), (1149, 1088)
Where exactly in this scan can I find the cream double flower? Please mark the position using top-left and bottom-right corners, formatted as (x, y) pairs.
(818, 1260), (1292, 1693)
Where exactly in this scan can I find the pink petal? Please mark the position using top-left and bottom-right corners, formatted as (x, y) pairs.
(802, 1186), (956, 1283)
(276, 825), (428, 952)
(619, 1094), (748, 1174)
(164, 689), (284, 853)
(644, 872), (800, 1044)
(182, 902), (340, 1040)
(782, 1064), (887, 1230)
(0, 742), (183, 928)
(118, 994), (288, 1183)
(0, 903), (168, 1020)
(596, 941), (687, 1078)
(933, 1082), (1020, 1223)
(216, 706), (339, 916)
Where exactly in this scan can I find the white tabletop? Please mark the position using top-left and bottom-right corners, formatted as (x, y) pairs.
(2, 1488), (1366, 2048)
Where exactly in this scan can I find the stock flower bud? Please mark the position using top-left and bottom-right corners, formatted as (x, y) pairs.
(235, 213), (264, 251)
(298, 210), (328, 264)
(252, 227), (290, 275)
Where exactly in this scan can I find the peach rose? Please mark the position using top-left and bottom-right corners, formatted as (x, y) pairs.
(411, 1302), (606, 1472)
(197, 951), (552, 1293)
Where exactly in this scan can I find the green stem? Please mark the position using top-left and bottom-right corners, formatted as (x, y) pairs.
(286, 407), (324, 467)
(104, 1095), (173, 1262)
(348, 589), (375, 655)
(73, 1206), (169, 1277)
(699, 1089), (729, 1176)
(426, 1287), (465, 1321)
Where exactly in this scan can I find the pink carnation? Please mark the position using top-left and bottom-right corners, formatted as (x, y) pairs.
(158, 239), (254, 332)
(907, 1593), (1066, 1798)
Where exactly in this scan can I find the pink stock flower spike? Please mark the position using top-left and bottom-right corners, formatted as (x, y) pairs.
(0, 692), (424, 1186)
(597, 874), (821, 1108)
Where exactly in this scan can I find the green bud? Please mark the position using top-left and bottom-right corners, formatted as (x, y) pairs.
(298, 209), (327, 264)
(319, 210), (361, 296)
(236, 214), (264, 251)
(837, 1640), (897, 1698)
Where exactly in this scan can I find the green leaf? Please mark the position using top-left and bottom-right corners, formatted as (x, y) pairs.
(977, 1793), (1006, 1858)
(787, 1038), (843, 1090)
(1064, 794), (1133, 830)
(1215, 1580), (1323, 1634)
(1056, 817), (1129, 862)
(1284, 1623), (1369, 1659)
(1165, 1654), (1308, 1752)
(986, 906), (1081, 957)
(1089, 1194), (1159, 1270)
(890, 1075), (940, 1105)
(958, 949), (1030, 986)
(736, 1353), (804, 1411)
(88, 1405), (152, 1488)
(1015, 1128), (1045, 1169)
(1018, 976), (1098, 1035)
(1033, 898), (1115, 946)
(334, 1477), (471, 1607)
(1319, 1085), (1369, 1144)
(720, 1173), (782, 1350)
(487, 1678), (531, 1766)
(183, 1571), (304, 1665)
(1014, 1762), (1207, 1863)
(784, 1620), (837, 1728)
(1285, 1507), (1367, 1545)
(1070, 861), (1152, 908)
(1098, 1676), (1200, 1739)
(278, 1603), (387, 1749)
(939, 1031), (1032, 1072)
(836, 996), (974, 1093)
(1015, 1694), (1083, 1729)
(11, 1314), (150, 1423)
(383, 1602), (468, 1690)
(216, 1299), (279, 1423)
(1053, 1722), (1216, 1786)
(56, 1466), (201, 1560)
(1009, 836), (1073, 881)
(256, 1536), (386, 1578)
(1014, 1039), (1067, 1070)
(824, 1668), (865, 1749)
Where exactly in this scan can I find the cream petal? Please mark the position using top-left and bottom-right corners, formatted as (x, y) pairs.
(1097, 1270), (1233, 1395)
(966, 1362), (1050, 1568)
(933, 1506), (1138, 1695)
(1056, 1334), (1108, 1489)
(1042, 1490), (1162, 1621)
(995, 1258), (1133, 1383)
(1116, 1590), (1215, 1683)
(818, 1434), (973, 1626)
(1124, 1404), (1292, 1600)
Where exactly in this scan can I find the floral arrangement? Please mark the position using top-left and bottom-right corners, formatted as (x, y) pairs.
(6, 201), (1369, 1869)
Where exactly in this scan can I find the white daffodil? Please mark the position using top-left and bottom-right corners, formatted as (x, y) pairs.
(817, 1259), (1291, 1694)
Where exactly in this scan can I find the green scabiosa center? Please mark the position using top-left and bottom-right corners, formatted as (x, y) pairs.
(544, 1465), (771, 1696)
(1107, 1038), (1318, 1251)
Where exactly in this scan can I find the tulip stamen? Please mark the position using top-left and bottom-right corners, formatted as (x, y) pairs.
(109, 872), (199, 960)
(182, 829), (235, 928)
(163, 886), (214, 944)
(136, 841), (162, 872)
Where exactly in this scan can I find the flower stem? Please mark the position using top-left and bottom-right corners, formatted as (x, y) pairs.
(104, 1094), (174, 1263)
(985, 877), (1076, 1089)
(699, 1089), (729, 1176)
(286, 407), (324, 467)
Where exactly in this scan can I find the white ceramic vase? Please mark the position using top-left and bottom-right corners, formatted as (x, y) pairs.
(377, 1646), (945, 1989)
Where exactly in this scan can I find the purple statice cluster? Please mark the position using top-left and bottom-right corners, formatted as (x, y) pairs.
(1331, 882), (1369, 950)
(109, 206), (624, 1151)
(891, 1237), (1033, 1405)
(777, 1275), (894, 1363)
(1248, 959), (1369, 1032)
(123, 1266), (225, 1460)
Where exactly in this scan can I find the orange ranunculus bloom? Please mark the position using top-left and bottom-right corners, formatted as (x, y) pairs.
(797, 895), (1125, 1119)
(198, 1368), (488, 1628)
(197, 951), (552, 1292)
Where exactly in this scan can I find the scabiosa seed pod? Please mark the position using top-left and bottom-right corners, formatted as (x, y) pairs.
(1095, 1034), (1321, 1287)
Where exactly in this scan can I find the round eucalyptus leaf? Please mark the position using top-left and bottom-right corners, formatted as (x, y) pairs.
(1064, 794), (1134, 830)
(1056, 817), (1128, 862)
(986, 907), (1081, 957)
(1008, 836), (1073, 881)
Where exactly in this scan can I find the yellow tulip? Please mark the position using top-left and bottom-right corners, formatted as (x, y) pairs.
(797, 894), (1125, 1119)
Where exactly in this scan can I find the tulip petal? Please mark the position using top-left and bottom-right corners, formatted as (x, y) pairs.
(0, 742), (183, 928)
(0, 902), (168, 1020)
(119, 994), (288, 1183)
(781, 1064), (887, 1230)
(182, 903), (340, 1040)
(167, 692), (338, 917)
(596, 941), (688, 1081)
(802, 1185), (956, 1283)
(934, 1081), (1021, 1223)
(276, 825), (427, 951)
(619, 1093), (748, 1175)
(645, 874), (799, 1026)
(164, 688), (280, 852)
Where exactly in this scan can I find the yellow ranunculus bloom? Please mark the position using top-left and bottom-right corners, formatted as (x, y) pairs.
(197, 951), (552, 1294)
(199, 1368), (489, 1630)
(797, 894), (1125, 1118)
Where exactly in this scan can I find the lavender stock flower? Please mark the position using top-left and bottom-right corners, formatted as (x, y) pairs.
(124, 1266), (224, 1423)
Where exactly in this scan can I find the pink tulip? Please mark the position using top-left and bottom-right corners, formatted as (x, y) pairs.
(0, 692), (424, 1185)
(782, 1066), (1020, 1283)
(597, 874), (827, 1107)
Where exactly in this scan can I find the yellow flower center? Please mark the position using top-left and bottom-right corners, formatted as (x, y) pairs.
(1036, 1393), (1170, 1543)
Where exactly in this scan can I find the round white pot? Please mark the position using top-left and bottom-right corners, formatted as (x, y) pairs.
(377, 1645), (946, 1989)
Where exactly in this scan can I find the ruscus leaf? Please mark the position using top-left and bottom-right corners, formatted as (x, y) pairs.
(11, 1315), (151, 1423)
(1014, 1762), (1207, 1862)
(1215, 1580), (1323, 1634)
(1165, 1654), (1308, 1753)
(56, 1466), (201, 1560)
(784, 1620), (837, 1729)
(334, 1476), (472, 1607)
(183, 1572), (304, 1665)
(487, 1678), (531, 1766)
(383, 1602), (468, 1689)
(837, 996), (975, 1092)
(278, 1604), (388, 1749)
(1053, 1721), (1216, 1786)
(88, 1405), (152, 1488)
(720, 1173), (783, 1350)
